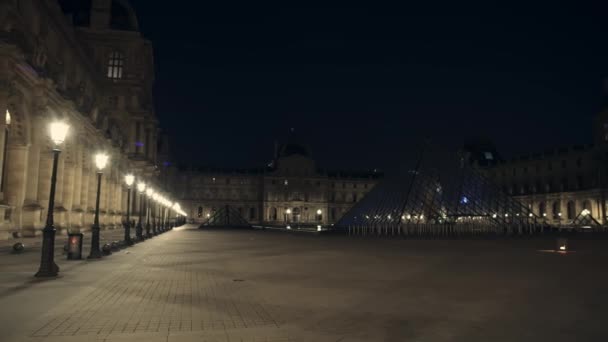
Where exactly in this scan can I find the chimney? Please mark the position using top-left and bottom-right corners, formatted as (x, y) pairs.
(90, 0), (112, 30)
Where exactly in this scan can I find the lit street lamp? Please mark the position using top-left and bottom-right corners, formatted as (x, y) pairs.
(136, 182), (146, 241)
(145, 187), (153, 238)
(35, 121), (69, 277)
(124, 174), (135, 246)
(152, 193), (159, 235)
(88, 153), (109, 259)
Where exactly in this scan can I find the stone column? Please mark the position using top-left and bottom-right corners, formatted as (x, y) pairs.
(87, 163), (97, 231)
(80, 165), (91, 230)
(61, 160), (75, 232)
(22, 140), (41, 232)
(4, 144), (28, 237)
(71, 145), (83, 230)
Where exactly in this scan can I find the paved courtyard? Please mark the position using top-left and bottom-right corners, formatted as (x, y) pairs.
(1, 225), (608, 341)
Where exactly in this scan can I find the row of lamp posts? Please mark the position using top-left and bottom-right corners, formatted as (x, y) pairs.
(35, 120), (187, 278)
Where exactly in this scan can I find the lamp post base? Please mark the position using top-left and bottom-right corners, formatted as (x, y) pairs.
(35, 227), (60, 278)
(87, 250), (103, 259)
(88, 225), (103, 259)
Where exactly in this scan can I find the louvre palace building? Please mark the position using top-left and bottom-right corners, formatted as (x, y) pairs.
(174, 142), (382, 227)
(468, 108), (608, 226)
(0, 0), (170, 239)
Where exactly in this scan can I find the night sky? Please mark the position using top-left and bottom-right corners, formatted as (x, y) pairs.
(129, 2), (608, 173)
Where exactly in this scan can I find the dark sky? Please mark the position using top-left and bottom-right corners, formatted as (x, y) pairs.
(129, 2), (608, 172)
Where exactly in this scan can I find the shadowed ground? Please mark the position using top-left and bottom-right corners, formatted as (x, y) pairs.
(0, 224), (607, 341)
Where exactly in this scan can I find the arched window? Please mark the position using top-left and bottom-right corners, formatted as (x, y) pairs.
(552, 201), (561, 219)
(538, 202), (546, 217)
(107, 51), (124, 79)
(583, 200), (592, 217)
(567, 201), (576, 220)
(270, 207), (277, 221)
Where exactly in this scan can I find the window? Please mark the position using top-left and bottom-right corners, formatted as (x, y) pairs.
(538, 202), (546, 217)
(249, 207), (255, 220)
(353, 193), (358, 202)
(552, 202), (561, 219)
(270, 207), (277, 221)
(107, 51), (124, 79)
(197, 206), (203, 218)
(567, 201), (575, 220)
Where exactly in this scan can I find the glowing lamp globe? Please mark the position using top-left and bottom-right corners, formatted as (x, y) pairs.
(95, 153), (109, 170)
(49, 121), (69, 145)
(125, 174), (135, 186)
(137, 182), (146, 193)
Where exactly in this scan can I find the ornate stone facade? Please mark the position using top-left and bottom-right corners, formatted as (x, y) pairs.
(470, 109), (608, 226)
(175, 143), (382, 226)
(0, 0), (166, 239)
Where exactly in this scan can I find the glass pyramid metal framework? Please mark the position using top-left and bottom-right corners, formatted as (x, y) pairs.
(335, 144), (545, 237)
(199, 205), (251, 228)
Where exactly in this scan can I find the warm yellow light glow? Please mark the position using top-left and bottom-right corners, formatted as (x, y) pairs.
(286, 209), (292, 214)
(146, 188), (153, 197)
(49, 121), (70, 145)
(582, 209), (590, 216)
(559, 246), (566, 251)
(125, 174), (135, 186)
(286, 225), (291, 229)
(206, 213), (210, 218)
(5, 110), (10, 125)
(317, 225), (322, 231)
(137, 182), (146, 193)
(316, 209), (322, 215)
(95, 153), (109, 170)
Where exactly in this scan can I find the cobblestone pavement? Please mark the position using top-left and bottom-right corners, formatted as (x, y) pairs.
(1, 225), (608, 341)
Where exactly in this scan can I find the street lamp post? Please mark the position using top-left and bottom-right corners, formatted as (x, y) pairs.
(88, 153), (109, 259)
(124, 174), (134, 246)
(136, 182), (146, 241)
(151, 194), (157, 235)
(145, 188), (153, 238)
(35, 121), (69, 277)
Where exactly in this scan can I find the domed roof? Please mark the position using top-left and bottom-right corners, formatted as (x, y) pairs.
(279, 143), (310, 158)
(110, 0), (139, 31)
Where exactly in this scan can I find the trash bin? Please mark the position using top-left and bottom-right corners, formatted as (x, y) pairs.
(67, 233), (84, 260)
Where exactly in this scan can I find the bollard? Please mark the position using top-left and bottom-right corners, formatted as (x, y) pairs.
(12, 242), (25, 254)
(101, 243), (112, 256)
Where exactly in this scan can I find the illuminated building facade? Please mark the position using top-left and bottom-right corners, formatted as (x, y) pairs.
(0, 0), (168, 239)
(469, 109), (608, 226)
(175, 143), (382, 226)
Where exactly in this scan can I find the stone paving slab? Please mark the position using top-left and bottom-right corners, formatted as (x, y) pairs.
(2, 225), (608, 341)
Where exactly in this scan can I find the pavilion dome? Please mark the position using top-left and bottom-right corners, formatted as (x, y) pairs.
(109, 0), (139, 31)
(58, 0), (139, 31)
